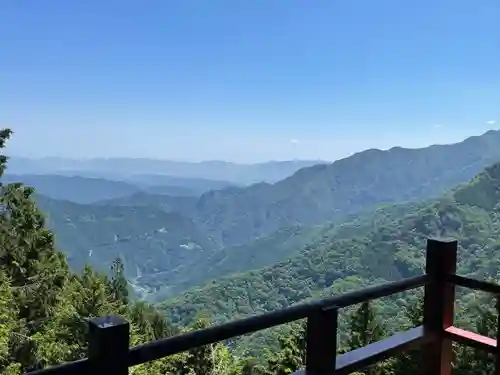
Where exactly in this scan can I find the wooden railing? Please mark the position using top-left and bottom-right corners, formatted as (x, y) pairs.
(23, 238), (500, 375)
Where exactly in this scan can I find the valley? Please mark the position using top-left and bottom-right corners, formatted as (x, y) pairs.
(4, 127), (500, 374)
(10, 128), (500, 304)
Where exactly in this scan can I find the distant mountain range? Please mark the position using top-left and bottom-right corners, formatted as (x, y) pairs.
(1, 173), (235, 203)
(22, 129), (500, 301)
(7, 157), (325, 185)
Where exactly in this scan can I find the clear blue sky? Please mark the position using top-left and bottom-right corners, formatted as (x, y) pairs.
(1, 0), (499, 162)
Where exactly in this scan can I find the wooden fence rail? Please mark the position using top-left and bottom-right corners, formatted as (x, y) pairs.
(23, 238), (500, 375)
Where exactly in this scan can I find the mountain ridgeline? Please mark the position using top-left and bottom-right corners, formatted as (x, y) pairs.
(26, 129), (500, 300)
(7, 157), (323, 185)
(1, 173), (237, 202)
(4, 127), (500, 375)
(159, 162), (500, 354)
(190, 129), (500, 247)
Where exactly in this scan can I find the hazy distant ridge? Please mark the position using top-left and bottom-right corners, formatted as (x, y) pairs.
(6, 157), (325, 185)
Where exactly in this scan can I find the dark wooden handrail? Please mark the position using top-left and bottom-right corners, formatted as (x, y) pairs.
(449, 273), (500, 294)
(129, 274), (427, 367)
(296, 326), (435, 375)
(22, 238), (500, 375)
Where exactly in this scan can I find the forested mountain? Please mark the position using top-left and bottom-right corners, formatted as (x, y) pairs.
(160, 162), (500, 331)
(7, 156), (322, 185)
(2, 127), (498, 375)
(148, 203), (423, 300)
(186, 129), (500, 247)
(34, 193), (319, 299)
(1, 174), (141, 203)
(31, 192), (415, 301)
(95, 191), (198, 212)
(0, 129), (251, 375)
(27, 129), (500, 302)
(2, 173), (233, 203)
(121, 174), (236, 195)
(144, 225), (325, 301)
(34, 194), (219, 298)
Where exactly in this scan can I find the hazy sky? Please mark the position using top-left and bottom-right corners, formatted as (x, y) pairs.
(1, 0), (499, 162)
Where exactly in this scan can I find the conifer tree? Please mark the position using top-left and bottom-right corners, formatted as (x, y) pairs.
(110, 257), (129, 305)
(0, 128), (243, 375)
(0, 271), (21, 374)
(347, 301), (386, 349)
(346, 302), (387, 375)
(0, 129), (71, 371)
(264, 320), (306, 375)
(392, 292), (423, 375)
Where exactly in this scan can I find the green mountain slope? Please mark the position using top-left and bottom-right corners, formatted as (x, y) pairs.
(160, 162), (500, 326)
(96, 191), (199, 214)
(148, 202), (422, 301)
(188, 129), (500, 247)
(2, 173), (142, 203)
(145, 225), (323, 301)
(120, 173), (237, 195)
(31, 130), (500, 301)
(3, 173), (234, 203)
(34, 195), (220, 298)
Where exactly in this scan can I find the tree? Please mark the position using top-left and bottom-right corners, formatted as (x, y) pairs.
(454, 295), (496, 375)
(0, 271), (22, 374)
(110, 258), (129, 305)
(346, 302), (386, 349)
(264, 321), (306, 375)
(239, 357), (267, 375)
(185, 316), (217, 375)
(392, 292), (423, 375)
(0, 128), (242, 375)
(0, 129), (71, 371)
(346, 302), (388, 375)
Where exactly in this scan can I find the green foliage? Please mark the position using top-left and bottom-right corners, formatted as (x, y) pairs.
(389, 292), (424, 375)
(190, 130), (500, 249)
(0, 272), (19, 372)
(4, 125), (500, 375)
(0, 129), (209, 374)
(159, 155), (500, 357)
(111, 258), (129, 305)
(18, 129), (500, 304)
(263, 321), (306, 375)
(346, 302), (386, 350)
(342, 302), (389, 375)
(0, 128), (273, 375)
(34, 193), (217, 300)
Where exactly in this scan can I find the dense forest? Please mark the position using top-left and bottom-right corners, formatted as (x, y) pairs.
(162, 160), (500, 320)
(2, 127), (500, 375)
(160, 160), (500, 356)
(10, 129), (500, 304)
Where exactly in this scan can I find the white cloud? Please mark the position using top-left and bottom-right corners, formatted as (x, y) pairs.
(290, 139), (299, 144)
(487, 120), (496, 125)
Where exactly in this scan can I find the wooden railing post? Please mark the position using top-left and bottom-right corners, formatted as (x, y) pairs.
(423, 238), (457, 375)
(89, 315), (130, 375)
(306, 306), (338, 375)
(495, 297), (500, 375)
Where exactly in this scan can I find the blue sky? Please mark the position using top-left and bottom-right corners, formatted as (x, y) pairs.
(1, 0), (499, 162)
